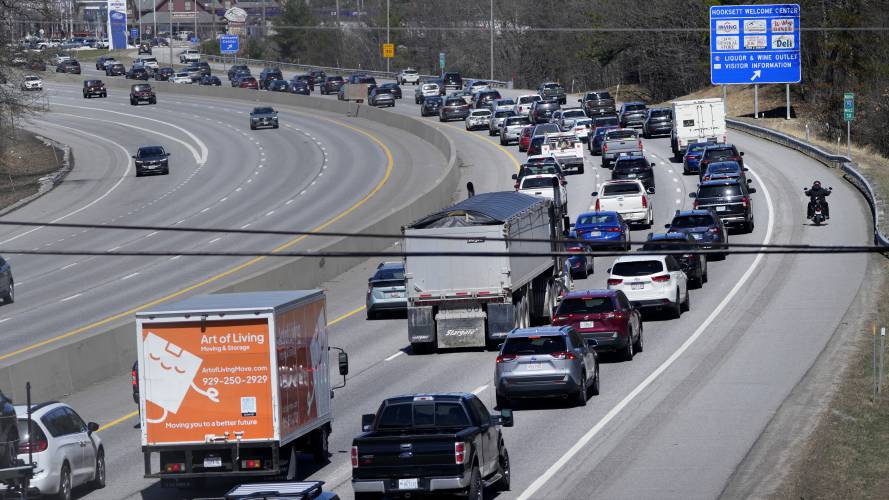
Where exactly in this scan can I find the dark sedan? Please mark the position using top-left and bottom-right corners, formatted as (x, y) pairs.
(125, 66), (150, 80)
(154, 67), (174, 81)
(420, 95), (443, 116)
(642, 108), (673, 138)
(55, 60), (81, 74)
(267, 79), (290, 92)
(379, 82), (402, 99)
(199, 75), (222, 86)
(612, 154), (656, 192)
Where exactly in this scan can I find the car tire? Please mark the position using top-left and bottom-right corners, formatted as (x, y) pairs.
(621, 335), (634, 361)
(703, 262), (709, 283)
(496, 393), (510, 410)
(90, 449), (106, 489)
(492, 448), (511, 491)
(135, 170), (142, 177)
(466, 466), (483, 500)
(149, 97), (156, 104)
(2, 280), (14, 304)
(500, 137), (506, 145)
(163, 168), (170, 175)
(575, 371), (588, 406)
(682, 288), (690, 312)
(590, 365), (600, 396)
(671, 289), (682, 319)
(746, 218), (755, 233)
(250, 124), (256, 130)
(129, 98), (135, 105)
(411, 342), (435, 355)
(366, 308), (376, 320)
(633, 324), (644, 353)
(55, 463), (72, 500)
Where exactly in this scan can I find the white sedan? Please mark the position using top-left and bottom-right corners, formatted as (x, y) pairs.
(606, 254), (689, 318)
(21, 75), (43, 91)
(170, 74), (193, 84)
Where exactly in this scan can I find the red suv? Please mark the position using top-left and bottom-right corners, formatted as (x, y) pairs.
(518, 125), (534, 152)
(239, 77), (259, 90)
(552, 289), (643, 361)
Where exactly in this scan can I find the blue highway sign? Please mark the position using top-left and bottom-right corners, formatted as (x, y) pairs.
(710, 4), (800, 85)
(220, 35), (239, 54)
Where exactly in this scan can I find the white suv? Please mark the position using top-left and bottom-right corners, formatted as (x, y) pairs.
(14, 402), (105, 500)
(607, 255), (689, 318)
(21, 75), (42, 91)
(518, 174), (568, 212)
(398, 68), (419, 85)
(179, 48), (201, 63)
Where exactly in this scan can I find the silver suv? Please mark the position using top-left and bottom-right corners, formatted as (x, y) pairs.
(495, 326), (599, 408)
(366, 261), (406, 319)
(14, 401), (105, 499)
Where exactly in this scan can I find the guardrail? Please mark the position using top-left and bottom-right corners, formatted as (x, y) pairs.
(727, 118), (888, 247)
(203, 55), (509, 87)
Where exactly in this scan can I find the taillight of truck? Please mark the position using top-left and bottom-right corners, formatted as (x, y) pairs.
(351, 446), (359, 467)
(455, 442), (467, 465)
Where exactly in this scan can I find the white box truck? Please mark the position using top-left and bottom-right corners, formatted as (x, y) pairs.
(136, 291), (348, 488)
(670, 98), (726, 158)
(404, 191), (569, 353)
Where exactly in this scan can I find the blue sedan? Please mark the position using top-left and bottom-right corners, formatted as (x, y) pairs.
(682, 142), (708, 175)
(565, 234), (594, 279)
(574, 211), (630, 251)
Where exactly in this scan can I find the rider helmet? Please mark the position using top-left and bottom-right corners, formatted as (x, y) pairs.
(813, 180), (822, 189)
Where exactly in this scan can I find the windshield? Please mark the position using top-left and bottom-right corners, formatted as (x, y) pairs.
(650, 109), (672, 118)
(606, 130), (637, 140)
(624, 104), (646, 111)
(373, 267), (404, 281)
(577, 213), (616, 225)
(642, 241), (693, 251)
(133, 85), (149, 91)
(502, 335), (567, 356)
(614, 158), (650, 171)
(445, 99), (464, 106)
(506, 117), (530, 126)
(26, 76), (40, 81)
(562, 110), (586, 119)
(671, 215), (716, 228)
(543, 83), (562, 89)
(521, 165), (560, 176)
(558, 297), (615, 315)
(521, 177), (556, 189)
(697, 185), (742, 198)
(687, 143), (707, 154)
(471, 110), (491, 116)
(377, 402), (470, 429)
(612, 260), (664, 276)
(595, 117), (620, 127)
(254, 107), (274, 114)
(494, 110), (514, 118)
(704, 148), (738, 161)
(706, 162), (741, 174)
(138, 147), (164, 157)
(586, 92), (612, 100)
(533, 124), (560, 136)
(602, 183), (642, 196)
(519, 95), (541, 104)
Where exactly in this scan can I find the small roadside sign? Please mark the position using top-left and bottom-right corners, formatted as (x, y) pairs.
(131, 28), (139, 40)
(382, 43), (394, 58)
(843, 92), (854, 122)
(220, 35), (239, 54)
(439, 52), (445, 71)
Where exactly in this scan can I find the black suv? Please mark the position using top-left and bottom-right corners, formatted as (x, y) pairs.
(618, 102), (647, 128)
(0, 389), (18, 468)
(641, 233), (707, 288)
(154, 67), (174, 81)
(699, 144), (745, 176)
(55, 60), (81, 74)
(420, 95), (443, 116)
(690, 179), (756, 233)
(665, 209), (728, 257)
(0, 255), (13, 304)
(132, 145), (170, 176)
(612, 154), (656, 192)
(320, 75), (344, 95)
(126, 66), (150, 80)
(529, 99), (560, 124)
(104, 63), (125, 76)
(259, 67), (284, 90)
(642, 108), (673, 138)
(472, 89), (501, 109)
(227, 64), (249, 81)
(440, 71), (463, 93)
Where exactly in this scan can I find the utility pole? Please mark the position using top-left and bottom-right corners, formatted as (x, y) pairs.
(386, 0), (390, 74)
(153, 0), (157, 40)
(138, 0), (142, 44)
(489, 0), (494, 81)
(193, 0), (198, 41)
(211, 1), (216, 38)
(261, 0), (266, 38)
(169, 0), (174, 68)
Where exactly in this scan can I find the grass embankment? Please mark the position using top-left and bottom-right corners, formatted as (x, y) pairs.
(0, 130), (66, 210)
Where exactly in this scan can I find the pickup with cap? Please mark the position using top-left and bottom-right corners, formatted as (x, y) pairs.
(351, 393), (513, 499)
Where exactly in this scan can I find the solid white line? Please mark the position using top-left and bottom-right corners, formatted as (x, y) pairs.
(0, 318), (10, 324)
(208, 237), (222, 244)
(286, 199), (295, 205)
(471, 384), (489, 395)
(384, 351), (405, 362)
(121, 272), (139, 281)
(265, 211), (275, 217)
(60, 293), (82, 302)
(517, 163), (775, 500)
(0, 123), (130, 245)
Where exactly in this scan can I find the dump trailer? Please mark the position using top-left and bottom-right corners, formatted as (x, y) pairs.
(136, 291), (348, 488)
(670, 98), (726, 158)
(404, 191), (567, 352)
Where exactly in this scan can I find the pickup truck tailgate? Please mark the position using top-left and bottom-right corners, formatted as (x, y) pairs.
(354, 433), (466, 478)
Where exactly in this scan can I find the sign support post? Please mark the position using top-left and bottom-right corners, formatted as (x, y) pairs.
(786, 84), (791, 119)
(754, 84), (758, 119)
(843, 92), (854, 159)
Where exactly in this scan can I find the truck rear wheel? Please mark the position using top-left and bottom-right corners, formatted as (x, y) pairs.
(312, 426), (329, 463)
(466, 465), (483, 500)
(411, 342), (435, 355)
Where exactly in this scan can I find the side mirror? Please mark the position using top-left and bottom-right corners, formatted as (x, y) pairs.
(664, 224), (671, 229)
(496, 408), (514, 427)
(131, 155), (136, 159)
(338, 351), (349, 376)
(647, 187), (656, 194)
(586, 338), (598, 348)
(747, 179), (752, 183)
(740, 151), (745, 156)
(577, 98), (582, 102)
(748, 187), (757, 194)
(87, 422), (100, 434)
(650, 162), (656, 167)
(688, 193), (697, 199)
(606, 267), (612, 273)
(511, 174), (517, 180)
(361, 413), (375, 432)
(591, 191), (599, 197)
(743, 167), (749, 171)
(165, 152), (171, 157)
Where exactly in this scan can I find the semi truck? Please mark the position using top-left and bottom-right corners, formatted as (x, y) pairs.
(670, 98), (726, 158)
(135, 290), (349, 488)
(403, 191), (569, 353)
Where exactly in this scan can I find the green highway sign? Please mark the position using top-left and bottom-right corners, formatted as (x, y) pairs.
(844, 92), (854, 121)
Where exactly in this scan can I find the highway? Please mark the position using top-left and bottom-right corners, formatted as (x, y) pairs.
(1, 62), (873, 500)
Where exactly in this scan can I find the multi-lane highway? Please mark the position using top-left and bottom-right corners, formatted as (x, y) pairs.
(0, 60), (873, 500)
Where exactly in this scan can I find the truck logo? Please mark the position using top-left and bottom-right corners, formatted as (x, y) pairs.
(142, 332), (220, 424)
(466, 239), (485, 244)
(445, 328), (477, 337)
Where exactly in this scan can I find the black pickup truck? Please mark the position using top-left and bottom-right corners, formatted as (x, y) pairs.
(351, 393), (513, 499)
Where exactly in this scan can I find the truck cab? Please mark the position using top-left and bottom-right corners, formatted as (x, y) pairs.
(352, 393), (512, 498)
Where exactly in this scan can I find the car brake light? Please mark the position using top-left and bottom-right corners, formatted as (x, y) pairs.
(638, 140), (643, 150)
(351, 446), (359, 467)
(550, 351), (576, 360)
(702, 176), (710, 181)
(607, 278), (623, 285)
(693, 200), (700, 209)
(595, 199), (601, 211)
(708, 227), (719, 233)
(741, 197), (749, 208)
(652, 275), (671, 282)
(19, 438), (48, 454)
(514, 183), (519, 190)
(241, 459), (262, 469)
(602, 143), (608, 153)
(132, 368), (137, 386)
(641, 195), (648, 208)
(606, 227), (622, 232)
(165, 463), (185, 473)
(455, 442), (467, 465)
(496, 354), (517, 363)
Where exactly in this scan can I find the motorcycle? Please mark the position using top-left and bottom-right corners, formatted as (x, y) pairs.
(805, 186), (832, 225)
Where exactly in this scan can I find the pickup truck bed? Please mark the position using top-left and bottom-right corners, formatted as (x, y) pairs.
(601, 129), (642, 168)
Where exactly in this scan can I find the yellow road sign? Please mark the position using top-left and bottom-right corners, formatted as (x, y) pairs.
(382, 43), (395, 58)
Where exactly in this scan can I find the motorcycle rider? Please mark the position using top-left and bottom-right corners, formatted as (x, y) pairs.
(805, 180), (831, 219)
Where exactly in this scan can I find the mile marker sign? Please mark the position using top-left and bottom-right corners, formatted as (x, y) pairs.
(710, 4), (801, 85)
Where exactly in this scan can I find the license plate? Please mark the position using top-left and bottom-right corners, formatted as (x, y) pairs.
(691, 233), (703, 239)
(580, 321), (595, 329)
(398, 479), (419, 490)
(526, 363), (544, 370)
(203, 457), (222, 468)
(631, 282), (644, 290)
(627, 173), (636, 178)
(387, 292), (402, 298)
(588, 231), (602, 237)
(716, 206), (727, 212)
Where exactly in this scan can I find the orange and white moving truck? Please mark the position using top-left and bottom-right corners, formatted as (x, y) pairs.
(136, 290), (348, 487)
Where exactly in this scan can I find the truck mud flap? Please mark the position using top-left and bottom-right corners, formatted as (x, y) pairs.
(408, 306), (435, 344)
(435, 308), (487, 349)
(486, 303), (515, 341)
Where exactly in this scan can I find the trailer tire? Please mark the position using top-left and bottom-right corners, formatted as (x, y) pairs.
(312, 426), (329, 463)
(411, 342), (435, 355)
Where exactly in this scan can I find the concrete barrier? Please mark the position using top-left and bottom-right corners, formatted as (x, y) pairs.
(728, 118), (888, 247)
(0, 74), (459, 401)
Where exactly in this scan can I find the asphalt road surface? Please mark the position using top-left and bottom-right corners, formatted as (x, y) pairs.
(1, 60), (872, 500)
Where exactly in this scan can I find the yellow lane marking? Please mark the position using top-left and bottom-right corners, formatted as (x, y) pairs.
(1, 118), (394, 362)
(99, 304), (368, 431)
